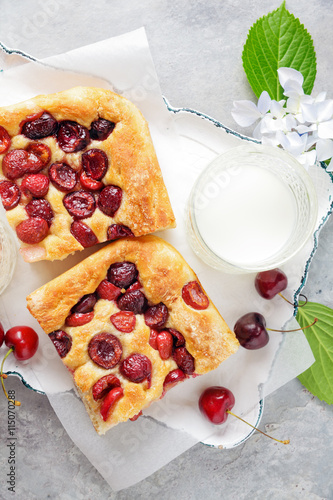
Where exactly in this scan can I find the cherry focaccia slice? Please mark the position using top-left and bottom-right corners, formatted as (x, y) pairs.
(26, 235), (239, 435)
(0, 87), (175, 262)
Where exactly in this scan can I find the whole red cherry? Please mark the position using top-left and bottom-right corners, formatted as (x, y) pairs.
(0, 322), (4, 347)
(199, 386), (235, 424)
(5, 326), (39, 361)
(255, 268), (288, 300)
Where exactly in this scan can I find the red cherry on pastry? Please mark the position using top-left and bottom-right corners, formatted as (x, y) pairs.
(82, 148), (108, 180)
(120, 353), (152, 384)
(110, 311), (136, 333)
(92, 374), (121, 401)
(117, 290), (148, 314)
(48, 330), (72, 358)
(0, 180), (21, 210)
(70, 221), (98, 248)
(173, 346), (195, 374)
(88, 333), (123, 369)
(16, 217), (49, 244)
(21, 111), (58, 139)
(156, 330), (173, 360)
(21, 174), (49, 198)
(100, 386), (124, 422)
(163, 368), (186, 391)
(4, 326), (39, 361)
(49, 162), (78, 192)
(96, 279), (122, 301)
(107, 224), (134, 241)
(0, 125), (11, 154)
(199, 386), (235, 425)
(107, 261), (138, 289)
(57, 120), (90, 153)
(98, 185), (122, 217)
(182, 281), (209, 310)
(26, 142), (51, 166)
(255, 268), (288, 299)
(144, 303), (169, 329)
(89, 118), (115, 141)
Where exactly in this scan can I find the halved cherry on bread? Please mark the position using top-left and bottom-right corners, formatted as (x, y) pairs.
(0, 181), (21, 210)
(88, 333), (123, 370)
(182, 281), (209, 310)
(48, 330), (72, 358)
(0, 126), (11, 153)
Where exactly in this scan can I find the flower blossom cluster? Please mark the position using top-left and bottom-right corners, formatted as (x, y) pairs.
(231, 67), (333, 170)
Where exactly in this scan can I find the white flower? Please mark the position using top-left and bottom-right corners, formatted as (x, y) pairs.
(231, 67), (333, 169)
(231, 91), (271, 127)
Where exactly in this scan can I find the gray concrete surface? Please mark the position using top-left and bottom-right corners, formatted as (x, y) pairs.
(0, 1), (333, 498)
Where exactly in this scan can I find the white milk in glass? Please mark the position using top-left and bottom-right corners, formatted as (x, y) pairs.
(195, 164), (297, 267)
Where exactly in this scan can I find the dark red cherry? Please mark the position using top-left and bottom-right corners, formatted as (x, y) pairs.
(107, 261), (138, 289)
(25, 198), (54, 226)
(117, 290), (148, 315)
(107, 224), (134, 241)
(57, 120), (90, 153)
(255, 268), (288, 300)
(88, 332), (122, 369)
(144, 303), (168, 328)
(199, 386), (235, 425)
(4, 326), (39, 361)
(63, 191), (96, 219)
(70, 221), (98, 248)
(71, 293), (97, 314)
(90, 118), (115, 141)
(48, 330), (72, 358)
(16, 217), (49, 244)
(0, 126), (11, 153)
(26, 142), (51, 166)
(120, 353), (152, 384)
(21, 111), (58, 139)
(49, 162), (78, 192)
(82, 149), (108, 180)
(0, 181), (21, 210)
(97, 185), (122, 217)
(234, 312), (269, 350)
(21, 174), (49, 198)
(92, 374), (121, 401)
(173, 346), (195, 374)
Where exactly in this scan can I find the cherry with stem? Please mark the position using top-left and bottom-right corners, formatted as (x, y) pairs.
(199, 386), (289, 445)
(234, 312), (318, 350)
(0, 325), (39, 406)
(255, 268), (307, 307)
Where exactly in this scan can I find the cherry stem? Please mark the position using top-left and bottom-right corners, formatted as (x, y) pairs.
(278, 293), (308, 307)
(0, 348), (21, 406)
(267, 317), (318, 333)
(226, 410), (289, 445)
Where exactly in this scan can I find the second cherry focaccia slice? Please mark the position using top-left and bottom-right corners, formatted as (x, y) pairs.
(26, 235), (239, 435)
(0, 86), (175, 262)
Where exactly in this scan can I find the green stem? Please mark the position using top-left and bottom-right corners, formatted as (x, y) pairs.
(1, 348), (21, 406)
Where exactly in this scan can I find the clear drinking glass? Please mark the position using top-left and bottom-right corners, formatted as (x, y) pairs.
(0, 220), (17, 294)
(186, 143), (318, 274)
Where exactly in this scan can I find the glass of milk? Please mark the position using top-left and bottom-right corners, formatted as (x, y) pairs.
(186, 143), (318, 273)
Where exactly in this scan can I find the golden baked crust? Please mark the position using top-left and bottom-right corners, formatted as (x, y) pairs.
(0, 87), (175, 262)
(26, 235), (239, 435)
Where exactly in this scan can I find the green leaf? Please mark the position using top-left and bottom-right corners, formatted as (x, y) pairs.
(296, 301), (333, 404)
(242, 1), (317, 100)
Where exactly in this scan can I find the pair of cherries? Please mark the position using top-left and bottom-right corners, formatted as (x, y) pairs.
(0, 322), (39, 405)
